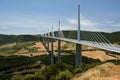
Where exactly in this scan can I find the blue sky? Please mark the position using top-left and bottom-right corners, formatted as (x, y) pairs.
(0, 0), (120, 34)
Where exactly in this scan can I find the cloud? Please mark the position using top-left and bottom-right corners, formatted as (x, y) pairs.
(67, 15), (101, 32)
(68, 19), (77, 25)
(67, 15), (120, 32)
(0, 15), (60, 34)
(0, 26), (9, 30)
(111, 24), (120, 27)
(104, 21), (114, 24)
(68, 15), (98, 27)
(0, 14), (119, 34)
(81, 19), (97, 27)
(0, 19), (50, 28)
(104, 20), (120, 27)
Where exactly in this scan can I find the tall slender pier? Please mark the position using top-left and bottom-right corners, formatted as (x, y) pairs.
(58, 20), (61, 62)
(51, 26), (54, 65)
(47, 29), (50, 51)
(75, 5), (82, 67)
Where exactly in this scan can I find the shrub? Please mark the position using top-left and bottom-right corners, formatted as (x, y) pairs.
(11, 72), (46, 80)
(41, 62), (73, 80)
(41, 65), (59, 80)
(74, 67), (83, 74)
(54, 62), (73, 72)
(34, 72), (46, 80)
(51, 70), (72, 80)
(107, 60), (120, 65)
(23, 74), (44, 80)
(11, 75), (22, 80)
(74, 62), (102, 74)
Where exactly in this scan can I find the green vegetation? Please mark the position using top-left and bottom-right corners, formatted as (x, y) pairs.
(0, 55), (50, 72)
(107, 60), (120, 65)
(0, 56), (36, 72)
(10, 59), (120, 80)
(9, 56), (101, 80)
(0, 55), (50, 80)
(0, 54), (101, 80)
(1, 31), (119, 46)
(0, 34), (16, 45)
(14, 42), (34, 50)
(0, 41), (36, 55)
(10, 63), (73, 80)
(0, 54), (120, 80)
(0, 75), (12, 80)
(0, 31), (119, 80)
(25, 47), (39, 53)
(0, 34), (40, 45)
(16, 35), (40, 42)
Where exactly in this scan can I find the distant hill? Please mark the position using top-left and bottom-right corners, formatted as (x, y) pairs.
(0, 34), (16, 45)
(0, 34), (40, 45)
(0, 31), (119, 45)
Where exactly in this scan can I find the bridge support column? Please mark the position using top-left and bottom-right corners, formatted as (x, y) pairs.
(43, 37), (45, 44)
(76, 44), (82, 67)
(75, 4), (82, 67)
(44, 38), (46, 44)
(57, 20), (61, 62)
(47, 39), (49, 51)
(57, 39), (61, 62)
(43, 37), (44, 43)
(45, 37), (47, 46)
(51, 39), (54, 65)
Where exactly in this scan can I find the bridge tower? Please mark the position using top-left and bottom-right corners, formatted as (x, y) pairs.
(76, 5), (82, 67)
(47, 29), (50, 51)
(58, 20), (61, 62)
(51, 26), (55, 65)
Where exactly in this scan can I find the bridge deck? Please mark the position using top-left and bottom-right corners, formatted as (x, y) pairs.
(45, 37), (120, 53)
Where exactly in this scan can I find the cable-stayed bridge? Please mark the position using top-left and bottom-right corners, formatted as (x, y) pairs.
(40, 5), (120, 67)
(43, 36), (120, 54)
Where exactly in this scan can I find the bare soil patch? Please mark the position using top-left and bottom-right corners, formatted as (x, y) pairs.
(51, 40), (67, 50)
(83, 51), (117, 62)
(72, 63), (120, 80)
(15, 42), (117, 62)
(15, 42), (48, 57)
(31, 42), (46, 52)
(16, 52), (48, 57)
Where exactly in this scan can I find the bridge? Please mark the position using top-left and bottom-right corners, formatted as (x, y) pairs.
(40, 5), (120, 67)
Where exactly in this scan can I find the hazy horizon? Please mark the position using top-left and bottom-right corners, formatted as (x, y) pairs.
(0, 30), (120, 35)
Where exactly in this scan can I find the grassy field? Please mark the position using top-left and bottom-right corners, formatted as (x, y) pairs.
(0, 31), (119, 80)
(0, 41), (120, 80)
(0, 55), (50, 80)
(0, 41), (39, 56)
(0, 54), (119, 80)
(0, 54), (100, 80)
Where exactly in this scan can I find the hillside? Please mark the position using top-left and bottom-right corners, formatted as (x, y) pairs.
(0, 31), (120, 80)
(0, 31), (119, 45)
(72, 62), (120, 80)
(0, 34), (40, 45)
